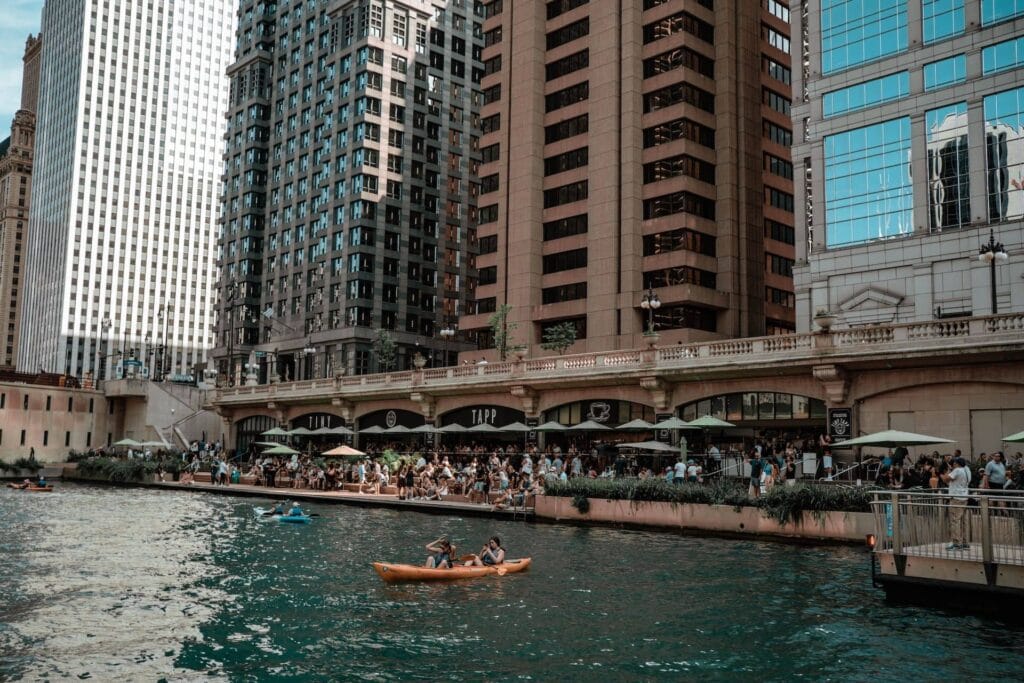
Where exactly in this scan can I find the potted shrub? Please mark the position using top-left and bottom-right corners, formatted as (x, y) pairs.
(813, 308), (838, 332)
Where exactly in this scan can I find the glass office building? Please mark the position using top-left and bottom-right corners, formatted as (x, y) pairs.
(792, 1), (1024, 329)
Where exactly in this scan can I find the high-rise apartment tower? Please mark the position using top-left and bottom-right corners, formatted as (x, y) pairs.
(459, 0), (797, 355)
(19, 0), (236, 379)
(214, 0), (481, 381)
(792, 1), (1024, 329)
(0, 35), (42, 369)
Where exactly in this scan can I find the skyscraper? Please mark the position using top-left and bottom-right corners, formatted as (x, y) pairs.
(459, 0), (796, 355)
(214, 0), (481, 382)
(19, 0), (236, 379)
(0, 35), (41, 369)
(792, 1), (1024, 329)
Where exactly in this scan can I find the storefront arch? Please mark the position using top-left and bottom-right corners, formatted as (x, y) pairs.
(542, 399), (654, 426)
(357, 409), (424, 430)
(235, 415), (277, 458)
(439, 404), (525, 427)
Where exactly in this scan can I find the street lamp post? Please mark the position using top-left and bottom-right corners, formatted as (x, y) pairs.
(978, 228), (1009, 315)
(440, 323), (456, 366)
(302, 342), (317, 380)
(100, 317), (111, 381)
(639, 287), (662, 334)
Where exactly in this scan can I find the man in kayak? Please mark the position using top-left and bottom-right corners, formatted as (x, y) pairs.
(288, 502), (305, 517)
(424, 537), (454, 568)
(37, 475), (47, 488)
(272, 501), (286, 515)
(464, 536), (505, 567)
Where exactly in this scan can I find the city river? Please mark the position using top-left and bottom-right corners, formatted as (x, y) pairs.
(1, 483), (1022, 681)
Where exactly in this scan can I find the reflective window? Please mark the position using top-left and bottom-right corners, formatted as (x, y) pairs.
(922, 0), (964, 44)
(923, 54), (966, 91)
(823, 71), (909, 118)
(824, 117), (912, 248)
(981, 0), (1024, 26)
(984, 86), (1024, 222)
(925, 103), (970, 232)
(821, 0), (907, 74)
(982, 36), (1024, 75)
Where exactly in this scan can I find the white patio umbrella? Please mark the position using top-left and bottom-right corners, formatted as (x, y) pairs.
(383, 425), (411, 434)
(618, 418), (655, 431)
(831, 430), (955, 449)
(651, 417), (699, 430)
(112, 438), (142, 447)
(568, 420), (612, 431)
(534, 421), (567, 432)
(468, 423), (502, 433)
(410, 424), (439, 434)
(1002, 430), (1024, 443)
(261, 427), (289, 437)
(329, 425), (354, 436)
(437, 423), (468, 433)
(360, 426), (385, 435)
(500, 422), (532, 432)
(616, 441), (678, 452)
(262, 444), (300, 456)
(686, 415), (736, 428)
(288, 427), (314, 436)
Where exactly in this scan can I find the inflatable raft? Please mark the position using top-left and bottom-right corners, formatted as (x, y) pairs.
(372, 558), (531, 583)
(254, 507), (313, 524)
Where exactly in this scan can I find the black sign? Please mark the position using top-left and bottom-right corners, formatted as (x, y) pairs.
(656, 413), (673, 443)
(358, 409), (424, 430)
(828, 408), (853, 441)
(439, 405), (525, 427)
(526, 417), (539, 446)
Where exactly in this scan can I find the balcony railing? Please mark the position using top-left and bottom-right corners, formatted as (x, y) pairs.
(213, 313), (1024, 403)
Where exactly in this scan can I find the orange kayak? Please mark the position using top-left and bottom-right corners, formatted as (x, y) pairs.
(26, 486), (53, 492)
(373, 558), (531, 583)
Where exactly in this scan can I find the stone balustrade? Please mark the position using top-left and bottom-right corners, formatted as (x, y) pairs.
(213, 313), (1024, 406)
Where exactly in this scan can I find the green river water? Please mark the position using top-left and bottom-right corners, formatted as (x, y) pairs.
(1, 483), (1022, 681)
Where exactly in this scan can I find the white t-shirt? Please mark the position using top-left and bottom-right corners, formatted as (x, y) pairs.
(674, 461), (686, 479)
(948, 466), (971, 497)
(687, 464), (700, 479)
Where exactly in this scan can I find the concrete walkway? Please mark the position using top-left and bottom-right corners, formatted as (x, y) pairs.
(148, 479), (534, 520)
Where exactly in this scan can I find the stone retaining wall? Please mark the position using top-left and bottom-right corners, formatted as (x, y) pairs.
(535, 495), (873, 543)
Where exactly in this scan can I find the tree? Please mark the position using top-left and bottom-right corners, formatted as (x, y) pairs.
(372, 329), (397, 372)
(488, 303), (524, 361)
(540, 321), (578, 355)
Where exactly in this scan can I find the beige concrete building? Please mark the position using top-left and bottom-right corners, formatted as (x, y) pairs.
(460, 0), (796, 356)
(0, 35), (41, 369)
(0, 374), (111, 463)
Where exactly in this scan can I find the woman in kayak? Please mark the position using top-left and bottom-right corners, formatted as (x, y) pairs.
(424, 537), (455, 569)
(465, 536), (505, 567)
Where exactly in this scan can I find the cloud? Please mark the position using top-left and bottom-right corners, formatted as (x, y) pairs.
(0, 0), (43, 135)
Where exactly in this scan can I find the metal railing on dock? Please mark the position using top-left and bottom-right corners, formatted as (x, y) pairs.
(870, 489), (1024, 567)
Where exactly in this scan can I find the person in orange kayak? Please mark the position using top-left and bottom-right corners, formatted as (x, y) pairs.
(464, 536), (505, 567)
(424, 536), (455, 569)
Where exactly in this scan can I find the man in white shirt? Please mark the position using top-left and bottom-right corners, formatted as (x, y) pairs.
(673, 458), (687, 484)
(942, 457), (972, 551)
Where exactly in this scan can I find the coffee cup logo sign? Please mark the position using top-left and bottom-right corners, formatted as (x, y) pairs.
(385, 410), (398, 429)
(471, 408), (498, 425)
(587, 402), (612, 423)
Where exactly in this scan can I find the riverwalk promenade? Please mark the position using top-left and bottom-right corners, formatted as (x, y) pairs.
(86, 477), (537, 520)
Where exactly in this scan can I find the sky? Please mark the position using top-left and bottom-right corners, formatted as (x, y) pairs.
(0, 0), (44, 136)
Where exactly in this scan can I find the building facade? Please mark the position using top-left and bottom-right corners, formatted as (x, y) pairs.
(0, 35), (42, 369)
(457, 0), (797, 356)
(792, 1), (1024, 331)
(18, 0), (236, 380)
(214, 0), (482, 383)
